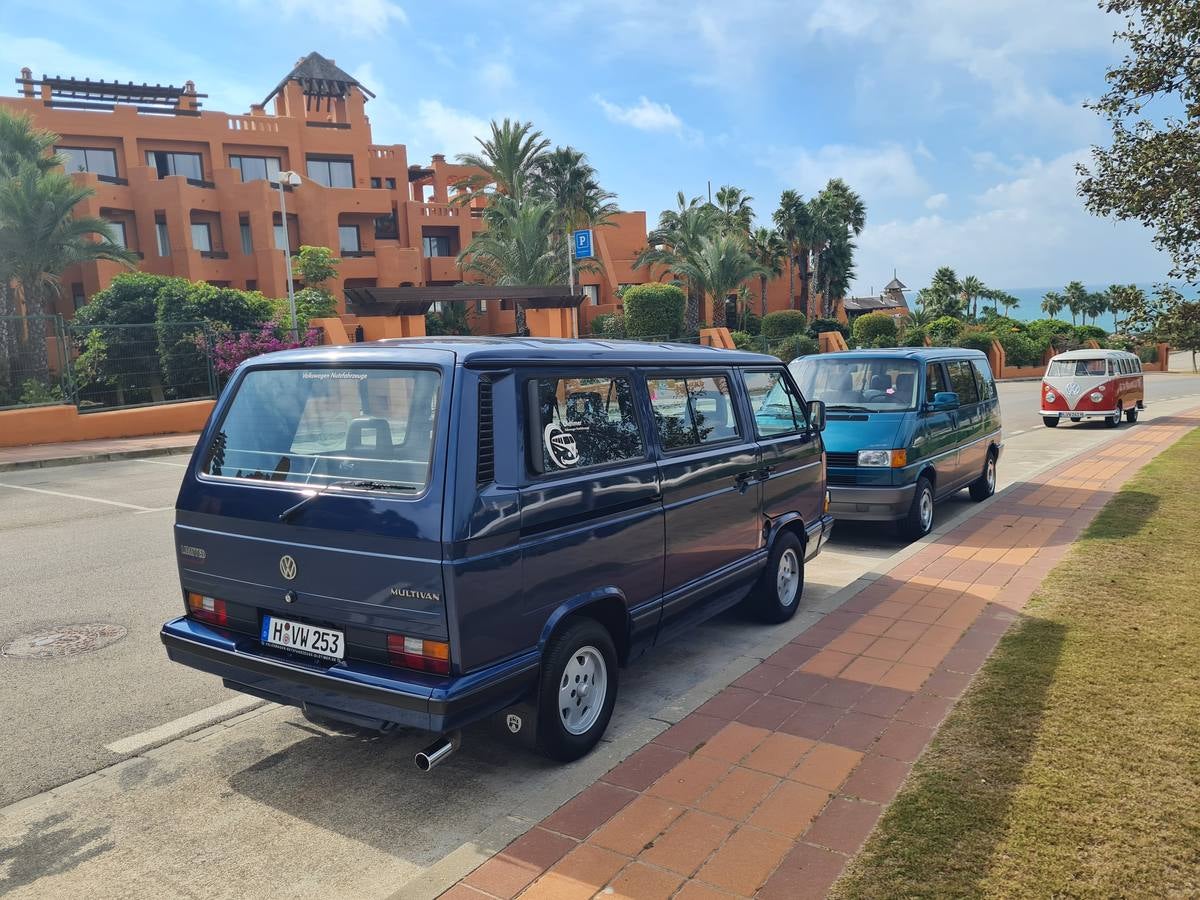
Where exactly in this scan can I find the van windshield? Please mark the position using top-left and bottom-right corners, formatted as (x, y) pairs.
(790, 357), (920, 412)
(203, 367), (440, 492)
(1047, 358), (1109, 377)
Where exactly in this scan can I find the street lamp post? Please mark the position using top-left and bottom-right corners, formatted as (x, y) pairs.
(276, 170), (303, 339)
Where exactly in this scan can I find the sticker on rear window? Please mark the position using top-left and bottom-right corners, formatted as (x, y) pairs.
(544, 423), (580, 468)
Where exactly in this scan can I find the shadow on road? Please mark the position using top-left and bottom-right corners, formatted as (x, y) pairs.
(0, 812), (114, 893)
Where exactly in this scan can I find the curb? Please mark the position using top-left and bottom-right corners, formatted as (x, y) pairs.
(0, 442), (196, 473)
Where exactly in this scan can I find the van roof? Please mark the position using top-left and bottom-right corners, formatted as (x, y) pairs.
(796, 347), (988, 362)
(1050, 348), (1137, 360)
(243, 336), (780, 368)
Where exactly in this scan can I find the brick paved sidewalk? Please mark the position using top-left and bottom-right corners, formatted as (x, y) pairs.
(443, 411), (1199, 900)
(0, 432), (198, 471)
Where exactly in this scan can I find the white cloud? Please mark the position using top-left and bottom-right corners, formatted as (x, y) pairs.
(594, 95), (686, 136)
(479, 61), (515, 92)
(760, 142), (928, 200)
(410, 99), (489, 159)
(925, 193), (949, 210)
(275, 0), (406, 38)
(852, 150), (1173, 292)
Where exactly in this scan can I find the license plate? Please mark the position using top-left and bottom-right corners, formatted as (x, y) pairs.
(1066, 413), (1084, 419)
(261, 616), (344, 661)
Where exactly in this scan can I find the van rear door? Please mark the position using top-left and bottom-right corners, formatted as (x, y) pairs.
(174, 352), (455, 668)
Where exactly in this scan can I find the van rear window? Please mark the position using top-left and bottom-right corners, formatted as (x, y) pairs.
(204, 367), (440, 491)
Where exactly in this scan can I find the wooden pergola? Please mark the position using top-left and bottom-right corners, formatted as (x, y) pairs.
(343, 285), (585, 317)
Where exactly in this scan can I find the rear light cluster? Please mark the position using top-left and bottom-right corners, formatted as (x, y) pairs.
(187, 592), (227, 627)
(387, 634), (450, 674)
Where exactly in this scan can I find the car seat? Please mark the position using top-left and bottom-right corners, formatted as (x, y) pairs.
(345, 416), (394, 457)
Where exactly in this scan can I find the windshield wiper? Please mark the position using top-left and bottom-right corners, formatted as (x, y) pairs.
(825, 404), (872, 412)
(278, 479), (415, 522)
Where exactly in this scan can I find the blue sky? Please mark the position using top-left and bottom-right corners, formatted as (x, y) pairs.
(0, 0), (1179, 295)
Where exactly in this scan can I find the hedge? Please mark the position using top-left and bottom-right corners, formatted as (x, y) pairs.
(772, 333), (819, 363)
(998, 331), (1044, 367)
(926, 315), (964, 345)
(761, 310), (808, 341)
(591, 313), (626, 339)
(959, 331), (998, 354)
(808, 317), (849, 339)
(851, 312), (898, 348)
(622, 283), (685, 339)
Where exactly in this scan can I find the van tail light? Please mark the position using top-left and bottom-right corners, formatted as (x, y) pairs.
(187, 592), (227, 627)
(387, 634), (450, 674)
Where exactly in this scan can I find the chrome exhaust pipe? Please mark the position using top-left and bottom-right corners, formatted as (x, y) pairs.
(414, 731), (461, 771)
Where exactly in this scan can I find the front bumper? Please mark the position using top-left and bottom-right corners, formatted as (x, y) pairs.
(161, 617), (539, 734)
(1040, 409), (1117, 420)
(804, 513), (835, 560)
(828, 483), (917, 522)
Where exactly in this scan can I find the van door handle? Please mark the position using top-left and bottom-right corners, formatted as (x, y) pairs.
(756, 466), (775, 481)
(733, 472), (753, 493)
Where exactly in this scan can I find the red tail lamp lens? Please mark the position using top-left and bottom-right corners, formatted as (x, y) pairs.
(187, 592), (227, 626)
(386, 634), (450, 674)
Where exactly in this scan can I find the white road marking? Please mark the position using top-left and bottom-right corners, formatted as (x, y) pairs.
(132, 458), (189, 468)
(0, 481), (156, 511)
(104, 695), (265, 755)
(134, 507), (176, 514)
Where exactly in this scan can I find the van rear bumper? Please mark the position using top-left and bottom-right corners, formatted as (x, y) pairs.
(804, 513), (835, 560)
(828, 483), (916, 522)
(161, 617), (539, 734)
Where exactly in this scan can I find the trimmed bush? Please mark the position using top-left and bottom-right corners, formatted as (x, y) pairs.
(730, 330), (755, 351)
(590, 313), (627, 339)
(1072, 324), (1108, 345)
(772, 333), (819, 363)
(851, 312), (899, 348)
(998, 331), (1043, 367)
(622, 283), (685, 339)
(761, 310), (808, 341)
(902, 324), (928, 347)
(927, 315), (964, 345)
(959, 330), (998, 354)
(740, 311), (762, 336)
(807, 317), (849, 339)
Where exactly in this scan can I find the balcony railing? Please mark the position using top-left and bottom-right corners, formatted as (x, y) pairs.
(306, 121), (351, 130)
(419, 202), (461, 218)
(97, 174), (129, 186)
(340, 250), (376, 258)
(369, 146), (396, 159)
(186, 177), (216, 189)
(199, 250), (229, 259)
(226, 115), (279, 133)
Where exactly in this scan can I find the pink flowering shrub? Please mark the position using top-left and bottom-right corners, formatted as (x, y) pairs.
(207, 326), (322, 378)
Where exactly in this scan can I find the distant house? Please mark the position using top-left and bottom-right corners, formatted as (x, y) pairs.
(843, 275), (911, 322)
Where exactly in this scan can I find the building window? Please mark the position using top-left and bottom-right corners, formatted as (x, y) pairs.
(246, 280), (257, 291)
(229, 154), (281, 183)
(72, 284), (86, 311)
(476, 300), (489, 313)
(191, 222), (212, 252)
(146, 151), (203, 180)
(338, 225), (360, 253)
(57, 146), (117, 178)
(107, 220), (127, 249)
(582, 285), (599, 306)
(305, 156), (354, 188)
(423, 235), (452, 257)
(274, 224), (289, 252)
(156, 221), (170, 256)
(374, 214), (398, 240)
(385, 177), (396, 190)
(370, 177), (381, 189)
(240, 222), (253, 255)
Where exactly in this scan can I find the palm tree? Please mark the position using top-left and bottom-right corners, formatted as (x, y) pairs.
(0, 164), (137, 384)
(0, 109), (61, 179)
(806, 180), (866, 318)
(922, 266), (963, 318)
(1041, 290), (1065, 319)
(772, 190), (808, 312)
(636, 192), (718, 331)
(530, 146), (619, 291)
(1083, 290), (1109, 327)
(1064, 281), (1089, 326)
(1105, 284), (1145, 334)
(714, 185), (754, 237)
(748, 226), (786, 320)
(668, 234), (768, 329)
(455, 119), (550, 204)
(960, 275), (985, 320)
(814, 233), (857, 311)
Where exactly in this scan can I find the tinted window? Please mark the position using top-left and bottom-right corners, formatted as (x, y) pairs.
(147, 151), (202, 180)
(206, 368), (440, 492)
(791, 357), (920, 411)
(971, 360), (995, 401)
(1048, 358), (1108, 377)
(926, 363), (949, 403)
(338, 225), (360, 252)
(307, 157), (354, 188)
(230, 154), (281, 183)
(649, 375), (740, 450)
(59, 146), (118, 177)
(743, 369), (807, 436)
(529, 374), (643, 473)
(947, 361), (980, 404)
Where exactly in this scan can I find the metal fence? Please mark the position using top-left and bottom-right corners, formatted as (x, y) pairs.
(0, 315), (70, 410)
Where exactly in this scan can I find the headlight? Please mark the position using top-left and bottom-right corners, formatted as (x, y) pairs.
(1045, 391), (1056, 402)
(1090, 392), (1104, 402)
(857, 449), (906, 467)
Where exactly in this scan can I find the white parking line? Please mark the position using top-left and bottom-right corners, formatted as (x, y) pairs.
(0, 481), (157, 511)
(104, 695), (265, 755)
(132, 458), (189, 468)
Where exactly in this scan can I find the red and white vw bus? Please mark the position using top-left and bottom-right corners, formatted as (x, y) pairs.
(1041, 349), (1144, 428)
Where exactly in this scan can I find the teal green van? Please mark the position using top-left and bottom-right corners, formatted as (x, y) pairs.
(789, 348), (1002, 539)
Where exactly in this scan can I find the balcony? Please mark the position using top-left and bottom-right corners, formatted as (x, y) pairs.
(341, 249), (376, 258)
(425, 255), (462, 282)
(199, 250), (229, 260)
(418, 202), (463, 219)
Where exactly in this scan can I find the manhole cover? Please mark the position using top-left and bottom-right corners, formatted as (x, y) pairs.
(2, 624), (127, 659)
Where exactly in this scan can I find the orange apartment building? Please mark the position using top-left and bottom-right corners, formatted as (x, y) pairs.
(2, 51), (841, 335)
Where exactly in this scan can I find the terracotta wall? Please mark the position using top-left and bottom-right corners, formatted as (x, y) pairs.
(0, 400), (214, 448)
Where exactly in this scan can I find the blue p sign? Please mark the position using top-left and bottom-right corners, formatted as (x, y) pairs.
(573, 229), (593, 260)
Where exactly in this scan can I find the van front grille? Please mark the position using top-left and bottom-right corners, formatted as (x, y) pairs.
(476, 377), (495, 485)
(826, 452), (858, 468)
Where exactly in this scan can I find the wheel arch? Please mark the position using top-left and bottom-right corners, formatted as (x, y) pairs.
(537, 589), (632, 666)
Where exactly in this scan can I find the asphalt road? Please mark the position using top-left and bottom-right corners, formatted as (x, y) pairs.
(1, 374), (1198, 898)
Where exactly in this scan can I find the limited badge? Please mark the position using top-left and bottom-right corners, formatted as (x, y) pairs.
(543, 423), (580, 468)
(506, 713), (523, 734)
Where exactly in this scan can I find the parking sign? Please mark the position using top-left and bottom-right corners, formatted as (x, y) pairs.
(573, 229), (593, 260)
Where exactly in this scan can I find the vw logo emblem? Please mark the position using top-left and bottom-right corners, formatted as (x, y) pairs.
(279, 555), (297, 581)
(1065, 382), (1082, 397)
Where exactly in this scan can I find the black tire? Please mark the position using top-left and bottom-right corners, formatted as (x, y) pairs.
(899, 475), (935, 541)
(969, 450), (998, 502)
(1043, 416), (1060, 428)
(744, 531), (805, 624)
(1105, 402), (1122, 428)
(1125, 406), (1139, 424)
(535, 617), (618, 762)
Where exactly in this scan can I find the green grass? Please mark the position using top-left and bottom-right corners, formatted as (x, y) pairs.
(831, 428), (1200, 899)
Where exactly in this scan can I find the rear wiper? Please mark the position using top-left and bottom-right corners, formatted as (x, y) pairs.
(278, 479), (415, 522)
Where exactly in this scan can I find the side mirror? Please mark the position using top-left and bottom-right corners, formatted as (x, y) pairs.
(808, 400), (827, 432)
(929, 391), (959, 411)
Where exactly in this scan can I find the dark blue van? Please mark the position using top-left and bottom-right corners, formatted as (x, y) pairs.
(789, 348), (1002, 539)
(161, 338), (833, 767)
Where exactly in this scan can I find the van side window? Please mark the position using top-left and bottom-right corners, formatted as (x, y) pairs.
(970, 360), (995, 401)
(742, 369), (807, 436)
(925, 363), (949, 404)
(527, 374), (644, 474)
(649, 375), (740, 450)
(947, 360), (980, 404)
